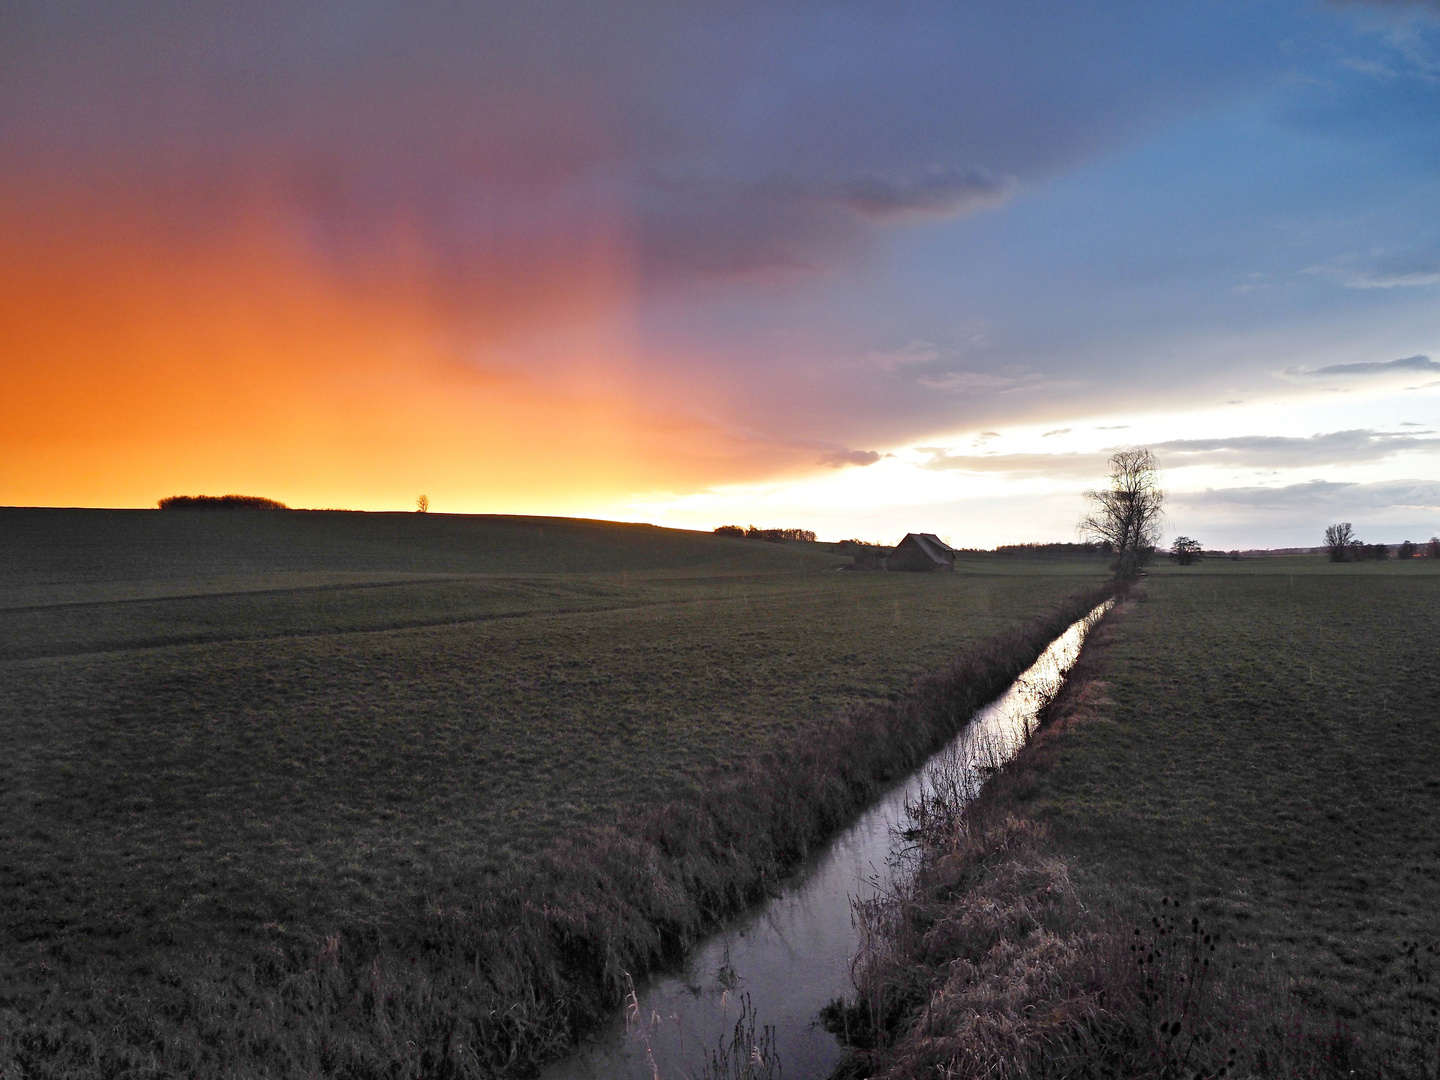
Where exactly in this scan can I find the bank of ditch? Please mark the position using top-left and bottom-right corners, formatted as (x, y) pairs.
(828, 583), (1440, 1079)
(0, 585), (1114, 1079)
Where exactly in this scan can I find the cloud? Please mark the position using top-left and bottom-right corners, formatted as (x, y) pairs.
(866, 341), (944, 371)
(1095, 425), (1130, 430)
(1165, 479), (1440, 547)
(819, 448), (882, 468)
(1153, 428), (1440, 467)
(919, 449), (1108, 478)
(1041, 428), (1073, 437)
(917, 371), (1017, 393)
(639, 168), (1014, 282)
(1286, 354), (1440, 378)
(828, 168), (1015, 222)
(1305, 251), (1440, 289)
(1173, 478), (1440, 513)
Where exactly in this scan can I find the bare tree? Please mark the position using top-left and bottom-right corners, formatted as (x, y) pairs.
(1323, 522), (1353, 562)
(1079, 448), (1165, 579)
(1430, 536), (1440, 560)
(416, 494), (429, 513)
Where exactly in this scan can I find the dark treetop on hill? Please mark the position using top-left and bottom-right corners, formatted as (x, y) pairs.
(158, 495), (289, 511)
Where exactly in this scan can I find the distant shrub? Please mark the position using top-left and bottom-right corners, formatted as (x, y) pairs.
(1399, 540), (1417, 560)
(158, 495), (289, 511)
(713, 525), (746, 538)
(1368, 542), (1389, 561)
(1430, 536), (1440, 560)
(1170, 536), (1202, 565)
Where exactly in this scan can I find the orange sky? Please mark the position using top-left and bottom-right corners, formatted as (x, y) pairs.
(0, 181), (778, 513)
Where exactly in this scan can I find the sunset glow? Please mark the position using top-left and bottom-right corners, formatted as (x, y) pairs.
(3, 2), (1437, 544)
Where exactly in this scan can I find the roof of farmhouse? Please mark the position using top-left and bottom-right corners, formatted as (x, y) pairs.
(899, 533), (955, 560)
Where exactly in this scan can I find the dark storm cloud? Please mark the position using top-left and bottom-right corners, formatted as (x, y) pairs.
(7, 0), (1433, 481)
(1287, 354), (1440, 377)
(1153, 428), (1440, 466)
(819, 448), (882, 468)
(0, 1), (1289, 292)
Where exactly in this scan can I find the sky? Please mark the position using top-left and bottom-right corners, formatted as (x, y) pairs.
(2, 0), (1438, 548)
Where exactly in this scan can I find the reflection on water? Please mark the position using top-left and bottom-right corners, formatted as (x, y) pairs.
(544, 601), (1112, 1080)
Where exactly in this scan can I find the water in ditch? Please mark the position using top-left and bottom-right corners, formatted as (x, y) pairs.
(543, 600), (1112, 1080)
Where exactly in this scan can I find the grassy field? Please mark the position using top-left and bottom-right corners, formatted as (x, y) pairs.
(837, 555), (1440, 1077)
(0, 508), (1107, 1075)
(1033, 559), (1440, 1048)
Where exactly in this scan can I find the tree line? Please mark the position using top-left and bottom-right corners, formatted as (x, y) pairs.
(714, 525), (818, 543)
(1324, 523), (1440, 562)
(158, 495), (289, 510)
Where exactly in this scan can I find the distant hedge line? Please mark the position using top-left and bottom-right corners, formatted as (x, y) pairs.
(714, 524), (817, 542)
(158, 495), (289, 511)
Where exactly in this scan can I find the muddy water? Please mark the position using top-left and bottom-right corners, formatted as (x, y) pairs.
(544, 601), (1112, 1080)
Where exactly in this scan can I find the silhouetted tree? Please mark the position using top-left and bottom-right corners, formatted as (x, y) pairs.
(1430, 536), (1440, 560)
(1170, 536), (1202, 565)
(1369, 542), (1389, 561)
(714, 525), (745, 538)
(1399, 540), (1417, 560)
(416, 495), (429, 513)
(1079, 448), (1165, 579)
(1323, 522), (1354, 562)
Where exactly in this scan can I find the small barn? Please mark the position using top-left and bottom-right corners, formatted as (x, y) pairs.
(885, 533), (956, 572)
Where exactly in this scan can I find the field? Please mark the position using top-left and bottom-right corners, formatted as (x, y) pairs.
(0, 508), (1107, 1075)
(1034, 559), (1440, 1047)
(837, 556), (1440, 1077)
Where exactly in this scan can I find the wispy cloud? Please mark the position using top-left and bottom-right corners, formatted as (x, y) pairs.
(829, 168), (1016, 223)
(1173, 478), (1440, 513)
(819, 448), (882, 468)
(866, 340), (943, 371)
(1041, 427), (1072, 438)
(918, 449), (1107, 477)
(917, 371), (1016, 393)
(1285, 354), (1440, 378)
(1154, 428), (1440, 467)
(1304, 250), (1440, 289)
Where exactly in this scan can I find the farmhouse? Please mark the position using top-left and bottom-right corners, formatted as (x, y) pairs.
(885, 533), (956, 572)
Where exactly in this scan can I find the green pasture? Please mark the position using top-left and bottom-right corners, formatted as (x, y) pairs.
(0, 509), (1104, 1012)
(1027, 556), (1440, 1049)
